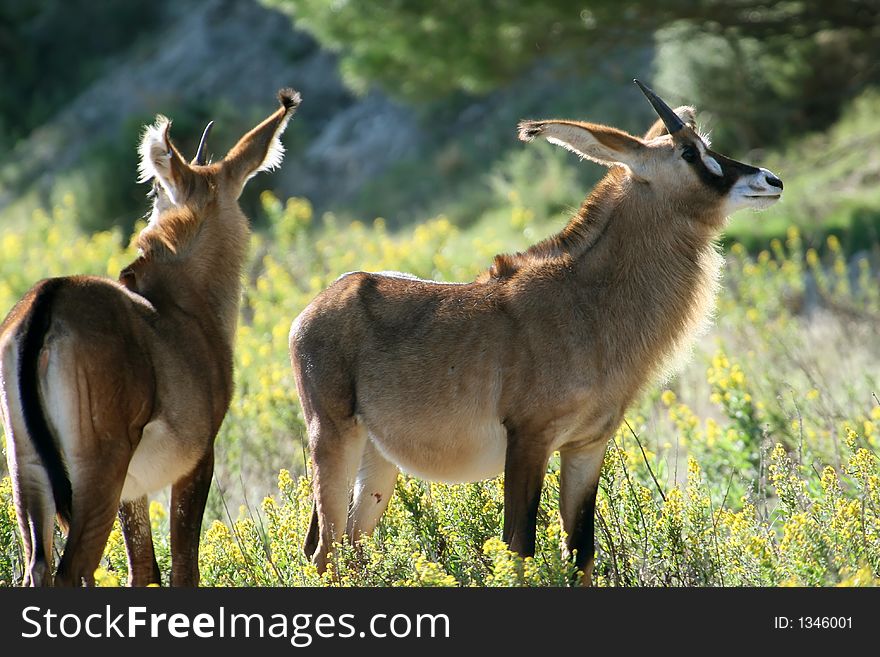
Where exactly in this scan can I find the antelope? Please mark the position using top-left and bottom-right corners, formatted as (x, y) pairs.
(289, 80), (782, 585)
(0, 89), (300, 586)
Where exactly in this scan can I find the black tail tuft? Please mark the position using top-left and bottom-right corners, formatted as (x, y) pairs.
(19, 278), (72, 526)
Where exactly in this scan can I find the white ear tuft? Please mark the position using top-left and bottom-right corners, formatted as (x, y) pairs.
(545, 134), (601, 164)
(541, 123), (638, 169)
(252, 109), (293, 177)
(222, 88), (300, 192)
(522, 119), (649, 178)
(137, 115), (172, 184)
(137, 115), (187, 204)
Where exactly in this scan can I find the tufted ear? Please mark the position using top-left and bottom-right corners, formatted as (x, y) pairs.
(137, 116), (194, 204)
(643, 106), (697, 140)
(519, 119), (649, 176)
(221, 88), (301, 199)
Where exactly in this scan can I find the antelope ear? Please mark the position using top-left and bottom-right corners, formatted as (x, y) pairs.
(222, 88), (301, 198)
(137, 116), (192, 204)
(519, 119), (648, 175)
(644, 106), (697, 140)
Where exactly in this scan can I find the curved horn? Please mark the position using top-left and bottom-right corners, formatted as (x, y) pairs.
(192, 120), (215, 165)
(633, 79), (685, 134)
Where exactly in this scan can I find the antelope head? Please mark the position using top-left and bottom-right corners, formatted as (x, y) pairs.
(135, 88), (300, 251)
(119, 89), (300, 341)
(126, 89), (300, 313)
(518, 80), (782, 227)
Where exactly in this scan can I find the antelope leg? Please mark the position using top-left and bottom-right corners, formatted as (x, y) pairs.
(559, 440), (608, 586)
(501, 431), (550, 558)
(309, 418), (367, 574)
(55, 486), (123, 587)
(119, 496), (161, 586)
(347, 438), (398, 541)
(303, 502), (319, 559)
(169, 446), (214, 587)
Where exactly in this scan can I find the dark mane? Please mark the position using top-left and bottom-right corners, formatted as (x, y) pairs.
(479, 168), (624, 281)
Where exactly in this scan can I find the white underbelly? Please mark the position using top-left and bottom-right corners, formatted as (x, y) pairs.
(120, 419), (201, 501)
(369, 417), (507, 484)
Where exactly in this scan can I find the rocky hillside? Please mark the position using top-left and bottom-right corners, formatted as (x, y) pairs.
(0, 0), (421, 219)
(0, 0), (652, 229)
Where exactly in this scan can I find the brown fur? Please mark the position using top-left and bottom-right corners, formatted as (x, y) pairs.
(0, 89), (299, 586)
(290, 97), (782, 585)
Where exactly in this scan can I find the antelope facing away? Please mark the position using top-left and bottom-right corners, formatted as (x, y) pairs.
(290, 80), (782, 584)
(0, 89), (300, 586)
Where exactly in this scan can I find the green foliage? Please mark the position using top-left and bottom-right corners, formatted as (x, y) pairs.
(0, 477), (21, 587)
(265, 0), (595, 99)
(267, 0), (878, 110)
(5, 436), (878, 586)
(655, 20), (880, 152)
(0, 195), (129, 313)
(0, 0), (163, 148)
(724, 89), (880, 251)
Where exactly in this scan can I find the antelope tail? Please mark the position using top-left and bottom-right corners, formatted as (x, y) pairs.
(19, 278), (73, 526)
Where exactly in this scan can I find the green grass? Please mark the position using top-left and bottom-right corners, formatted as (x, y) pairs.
(1, 186), (879, 586)
(725, 90), (880, 252)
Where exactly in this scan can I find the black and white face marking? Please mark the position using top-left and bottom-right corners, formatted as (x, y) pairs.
(633, 80), (782, 216)
(694, 141), (723, 176)
(679, 137), (783, 214)
(724, 163), (783, 213)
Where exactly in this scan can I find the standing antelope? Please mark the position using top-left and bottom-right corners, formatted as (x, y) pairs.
(290, 80), (782, 584)
(0, 89), (300, 586)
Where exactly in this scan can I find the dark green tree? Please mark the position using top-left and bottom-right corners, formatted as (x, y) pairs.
(266, 0), (880, 149)
(265, 0), (879, 100)
(0, 0), (161, 147)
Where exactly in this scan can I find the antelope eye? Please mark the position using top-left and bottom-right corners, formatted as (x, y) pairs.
(681, 145), (697, 163)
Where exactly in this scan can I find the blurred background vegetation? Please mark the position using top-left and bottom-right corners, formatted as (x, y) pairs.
(1, 0), (879, 244)
(1, 0), (879, 585)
